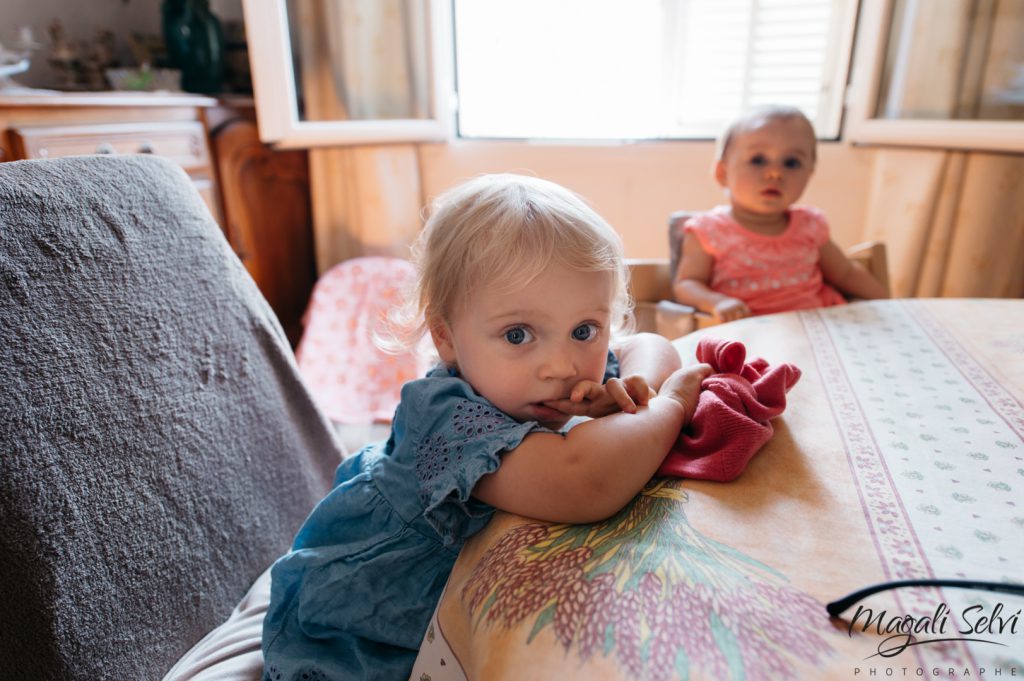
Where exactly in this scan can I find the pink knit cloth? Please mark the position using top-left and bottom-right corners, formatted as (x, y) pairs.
(657, 337), (801, 482)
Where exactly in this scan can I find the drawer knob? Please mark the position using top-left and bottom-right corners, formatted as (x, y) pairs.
(95, 143), (116, 155)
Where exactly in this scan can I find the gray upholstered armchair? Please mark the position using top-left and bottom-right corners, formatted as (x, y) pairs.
(0, 156), (343, 680)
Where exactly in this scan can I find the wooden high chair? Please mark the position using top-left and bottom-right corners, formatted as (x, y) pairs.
(628, 210), (891, 338)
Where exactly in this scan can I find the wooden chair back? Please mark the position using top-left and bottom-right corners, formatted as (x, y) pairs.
(667, 210), (698, 285)
(846, 240), (891, 297)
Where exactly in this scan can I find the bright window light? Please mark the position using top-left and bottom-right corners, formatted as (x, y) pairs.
(454, 0), (855, 140)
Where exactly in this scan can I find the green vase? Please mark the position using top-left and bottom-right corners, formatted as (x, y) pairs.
(162, 0), (225, 93)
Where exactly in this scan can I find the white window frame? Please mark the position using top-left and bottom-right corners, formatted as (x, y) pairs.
(241, 0), (454, 149)
(844, 0), (1024, 152)
(818, 0), (861, 140)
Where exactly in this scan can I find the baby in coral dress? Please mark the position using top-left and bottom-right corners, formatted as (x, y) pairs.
(673, 105), (888, 323)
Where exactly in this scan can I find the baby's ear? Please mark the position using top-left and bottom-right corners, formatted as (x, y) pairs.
(713, 159), (727, 187)
(428, 317), (456, 364)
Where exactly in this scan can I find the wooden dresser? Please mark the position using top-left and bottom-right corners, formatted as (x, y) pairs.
(205, 97), (317, 346)
(0, 93), (223, 223)
(0, 92), (316, 346)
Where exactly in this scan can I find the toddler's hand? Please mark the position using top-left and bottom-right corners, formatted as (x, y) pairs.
(543, 375), (654, 418)
(659, 363), (713, 425)
(713, 297), (751, 323)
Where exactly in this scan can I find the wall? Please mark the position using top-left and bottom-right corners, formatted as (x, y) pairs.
(418, 139), (876, 259)
(5, 0), (242, 89)
(307, 136), (879, 275)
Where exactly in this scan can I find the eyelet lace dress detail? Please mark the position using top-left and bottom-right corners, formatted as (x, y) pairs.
(416, 433), (465, 503)
(451, 400), (509, 436)
(415, 399), (510, 503)
(264, 664), (338, 681)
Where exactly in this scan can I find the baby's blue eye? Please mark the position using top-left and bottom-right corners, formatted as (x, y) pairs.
(504, 327), (532, 345)
(784, 157), (803, 169)
(572, 323), (597, 341)
(750, 154), (767, 166)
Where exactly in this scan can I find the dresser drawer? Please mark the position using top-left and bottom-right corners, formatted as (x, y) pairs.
(11, 121), (210, 170)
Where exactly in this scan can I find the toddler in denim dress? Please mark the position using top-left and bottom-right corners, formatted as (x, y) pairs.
(261, 174), (712, 680)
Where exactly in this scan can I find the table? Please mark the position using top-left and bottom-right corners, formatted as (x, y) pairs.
(412, 299), (1023, 680)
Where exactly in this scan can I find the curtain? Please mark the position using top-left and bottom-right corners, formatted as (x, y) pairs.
(289, 0), (430, 271)
(877, 0), (1024, 121)
(862, 149), (1024, 298)
(863, 0), (1024, 298)
(291, 0), (429, 122)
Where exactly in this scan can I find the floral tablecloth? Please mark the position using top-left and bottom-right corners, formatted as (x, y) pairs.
(412, 299), (1023, 680)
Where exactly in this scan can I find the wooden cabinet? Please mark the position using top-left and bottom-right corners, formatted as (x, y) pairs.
(0, 93), (223, 225)
(206, 99), (317, 346)
(0, 93), (316, 348)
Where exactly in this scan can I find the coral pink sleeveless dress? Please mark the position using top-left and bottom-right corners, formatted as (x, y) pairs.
(683, 205), (846, 316)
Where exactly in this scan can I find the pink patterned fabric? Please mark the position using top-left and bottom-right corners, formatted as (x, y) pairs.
(684, 205), (846, 315)
(296, 257), (427, 425)
(657, 336), (801, 481)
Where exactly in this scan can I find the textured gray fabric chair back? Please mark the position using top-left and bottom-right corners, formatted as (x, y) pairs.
(0, 156), (341, 680)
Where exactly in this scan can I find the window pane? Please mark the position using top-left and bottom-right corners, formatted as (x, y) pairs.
(875, 0), (1024, 121)
(287, 0), (433, 122)
(454, 0), (851, 140)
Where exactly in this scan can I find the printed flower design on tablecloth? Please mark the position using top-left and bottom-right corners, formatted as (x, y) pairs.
(461, 479), (832, 681)
(806, 302), (1024, 673)
(973, 529), (998, 543)
(937, 545), (964, 560)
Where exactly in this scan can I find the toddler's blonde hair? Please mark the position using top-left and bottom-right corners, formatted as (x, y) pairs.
(391, 173), (632, 347)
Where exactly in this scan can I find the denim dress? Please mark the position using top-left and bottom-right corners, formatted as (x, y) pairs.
(262, 354), (620, 681)
(260, 369), (533, 680)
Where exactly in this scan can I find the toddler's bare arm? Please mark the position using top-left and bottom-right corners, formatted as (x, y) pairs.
(673, 233), (751, 322)
(472, 363), (712, 524)
(819, 240), (889, 300)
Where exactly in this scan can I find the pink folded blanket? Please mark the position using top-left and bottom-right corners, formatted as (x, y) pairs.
(657, 336), (801, 482)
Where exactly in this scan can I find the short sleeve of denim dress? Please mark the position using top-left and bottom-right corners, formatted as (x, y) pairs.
(262, 355), (624, 681)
